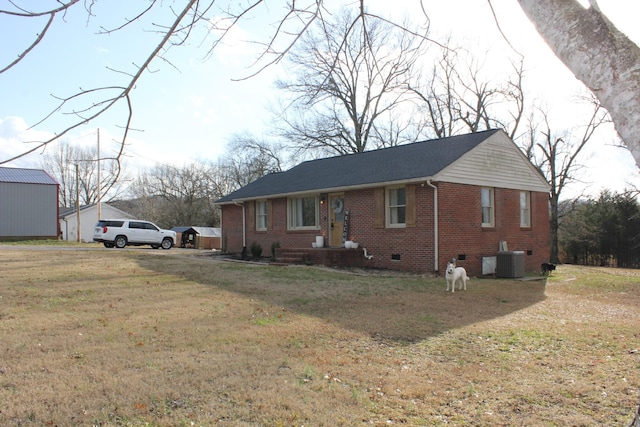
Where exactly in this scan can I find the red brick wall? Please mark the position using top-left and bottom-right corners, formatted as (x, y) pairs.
(436, 182), (550, 276)
(220, 181), (550, 275)
(220, 204), (244, 252)
(345, 185), (436, 273)
(222, 198), (331, 257)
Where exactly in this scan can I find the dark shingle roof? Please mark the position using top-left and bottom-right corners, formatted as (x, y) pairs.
(0, 167), (58, 185)
(216, 130), (499, 203)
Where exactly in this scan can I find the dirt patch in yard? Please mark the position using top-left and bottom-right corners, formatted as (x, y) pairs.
(0, 248), (638, 426)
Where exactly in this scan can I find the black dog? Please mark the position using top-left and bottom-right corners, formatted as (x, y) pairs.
(541, 262), (556, 275)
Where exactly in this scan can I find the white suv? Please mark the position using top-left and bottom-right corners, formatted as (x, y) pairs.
(93, 219), (176, 250)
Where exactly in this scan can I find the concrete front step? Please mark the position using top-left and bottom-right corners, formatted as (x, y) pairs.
(274, 247), (365, 269)
(275, 249), (312, 264)
(278, 257), (307, 264)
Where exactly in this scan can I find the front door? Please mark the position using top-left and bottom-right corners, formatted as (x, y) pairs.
(329, 194), (345, 247)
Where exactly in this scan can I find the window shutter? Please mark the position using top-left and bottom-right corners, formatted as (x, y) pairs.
(406, 185), (416, 228)
(248, 202), (255, 231)
(267, 200), (273, 230)
(374, 188), (385, 228)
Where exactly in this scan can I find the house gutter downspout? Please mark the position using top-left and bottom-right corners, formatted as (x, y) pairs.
(233, 200), (246, 250)
(426, 180), (438, 273)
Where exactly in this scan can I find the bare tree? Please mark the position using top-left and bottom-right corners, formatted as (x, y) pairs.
(218, 133), (285, 189)
(409, 42), (526, 140)
(275, 9), (426, 156)
(40, 139), (122, 206)
(128, 162), (219, 228)
(3, 1), (639, 172)
(521, 95), (609, 262)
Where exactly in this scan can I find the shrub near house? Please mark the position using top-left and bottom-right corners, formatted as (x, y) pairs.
(215, 130), (550, 276)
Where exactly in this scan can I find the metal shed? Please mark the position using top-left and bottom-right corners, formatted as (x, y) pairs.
(0, 167), (59, 240)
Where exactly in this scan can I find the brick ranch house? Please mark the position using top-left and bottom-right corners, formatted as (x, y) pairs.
(215, 129), (551, 276)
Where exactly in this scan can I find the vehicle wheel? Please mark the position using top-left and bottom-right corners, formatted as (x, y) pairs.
(161, 238), (173, 250)
(115, 235), (127, 248)
(103, 242), (115, 248)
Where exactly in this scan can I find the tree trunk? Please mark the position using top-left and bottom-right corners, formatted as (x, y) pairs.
(549, 194), (560, 263)
(517, 0), (640, 170)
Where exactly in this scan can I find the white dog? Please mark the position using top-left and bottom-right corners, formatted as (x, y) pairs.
(445, 261), (469, 293)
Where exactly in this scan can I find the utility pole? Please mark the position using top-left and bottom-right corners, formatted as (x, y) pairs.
(75, 163), (81, 242)
(97, 128), (101, 220)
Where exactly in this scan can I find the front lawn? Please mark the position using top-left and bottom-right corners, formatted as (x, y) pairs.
(0, 248), (638, 426)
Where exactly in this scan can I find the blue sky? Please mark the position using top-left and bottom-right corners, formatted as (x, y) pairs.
(0, 0), (638, 199)
(0, 1), (279, 166)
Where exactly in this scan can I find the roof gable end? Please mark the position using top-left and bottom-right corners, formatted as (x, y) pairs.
(433, 131), (550, 192)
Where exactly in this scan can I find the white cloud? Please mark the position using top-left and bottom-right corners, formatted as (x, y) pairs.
(206, 16), (256, 66)
(0, 116), (54, 168)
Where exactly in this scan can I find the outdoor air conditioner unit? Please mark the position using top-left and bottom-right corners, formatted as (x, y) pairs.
(496, 251), (525, 278)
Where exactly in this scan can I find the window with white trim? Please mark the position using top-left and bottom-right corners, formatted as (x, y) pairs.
(520, 191), (531, 227)
(288, 195), (320, 230)
(387, 187), (406, 227)
(481, 187), (494, 227)
(256, 200), (267, 231)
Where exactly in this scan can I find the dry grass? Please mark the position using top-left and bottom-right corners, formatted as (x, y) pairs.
(0, 247), (639, 426)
